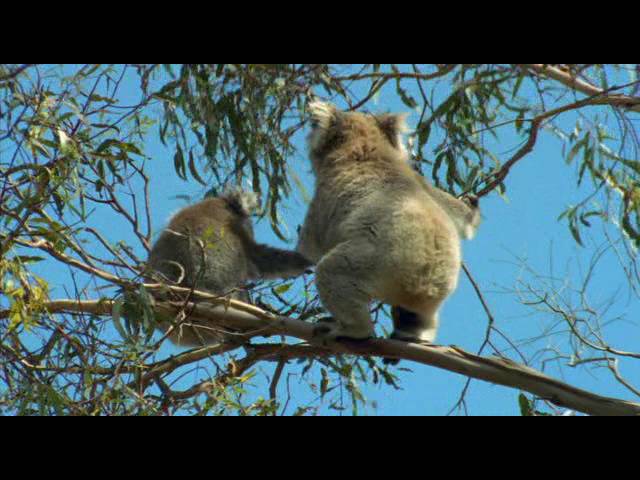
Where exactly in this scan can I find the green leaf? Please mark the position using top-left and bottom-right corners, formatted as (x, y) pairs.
(518, 393), (534, 416)
(273, 283), (292, 295)
(396, 83), (417, 109)
(188, 149), (207, 186)
(152, 79), (182, 102)
(111, 299), (128, 341)
(416, 122), (431, 148)
(174, 145), (187, 180)
(569, 219), (584, 247)
(119, 142), (143, 156)
(512, 74), (525, 99)
(320, 369), (330, 399)
(15, 256), (45, 264)
(432, 151), (447, 184)
(88, 94), (116, 103)
(96, 139), (119, 153)
(566, 136), (587, 165)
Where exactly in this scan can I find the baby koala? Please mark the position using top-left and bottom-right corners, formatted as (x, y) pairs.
(147, 189), (312, 347)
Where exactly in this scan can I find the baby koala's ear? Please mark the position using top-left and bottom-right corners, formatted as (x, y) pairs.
(223, 189), (259, 217)
(376, 112), (410, 148)
(308, 101), (337, 130)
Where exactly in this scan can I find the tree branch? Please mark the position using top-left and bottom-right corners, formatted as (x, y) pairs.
(10, 296), (640, 416)
(0, 64), (33, 83)
(520, 64), (640, 112)
(476, 81), (640, 198)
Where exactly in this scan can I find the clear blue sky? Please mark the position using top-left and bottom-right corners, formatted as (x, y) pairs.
(21, 65), (640, 415)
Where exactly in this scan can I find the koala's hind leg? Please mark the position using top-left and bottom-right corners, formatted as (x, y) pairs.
(382, 302), (442, 365)
(390, 300), (442, 344)
(314, 243), (377, 342)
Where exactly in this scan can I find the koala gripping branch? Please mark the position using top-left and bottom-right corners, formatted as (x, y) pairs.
(16, 296), (640, 417)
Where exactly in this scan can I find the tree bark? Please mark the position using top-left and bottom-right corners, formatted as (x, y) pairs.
(9, 296), (639, 416)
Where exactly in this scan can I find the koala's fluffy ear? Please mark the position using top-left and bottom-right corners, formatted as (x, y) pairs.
(377, 113), (410, 148)
(308, 101), (337, 130)
(223, 189), (259, 217)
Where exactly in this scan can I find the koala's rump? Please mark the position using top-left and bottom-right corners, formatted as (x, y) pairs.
(340, 192), (462, 307)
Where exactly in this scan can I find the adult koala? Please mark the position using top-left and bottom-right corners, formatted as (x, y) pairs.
(297, 102), (480, 344)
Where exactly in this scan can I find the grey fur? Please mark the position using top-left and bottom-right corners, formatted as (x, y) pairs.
(147, 190), (312, 347)
(298, 102), (480, 343)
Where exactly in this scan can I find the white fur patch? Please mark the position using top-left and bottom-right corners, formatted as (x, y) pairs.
(463, 224), (476, 240)
(392, 113), (411, 160)
(308, 101), (335, 129)
(396, 133), (409, 159)
(225, 188), (259, 216)
(394, 112), (411, 134)
(236, 191), (259, 215)
(307, 101), (336, 153)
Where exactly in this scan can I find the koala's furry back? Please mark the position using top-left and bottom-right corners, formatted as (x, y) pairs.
(147, 189), (312, 347)
(146, 194), (257, 346)
(147, 195), (254, 297)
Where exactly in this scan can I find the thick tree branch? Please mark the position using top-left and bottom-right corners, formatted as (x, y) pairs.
(8, 296), (640, 416)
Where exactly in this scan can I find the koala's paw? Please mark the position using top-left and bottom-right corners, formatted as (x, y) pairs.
(313, 320), (374, 345)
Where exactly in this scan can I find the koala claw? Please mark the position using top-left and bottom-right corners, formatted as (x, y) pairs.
(312, 321), (374, 345)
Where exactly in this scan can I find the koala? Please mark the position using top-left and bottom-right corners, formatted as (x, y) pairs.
(297, 101), (481, 345)
(147, 189), (312, 347)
